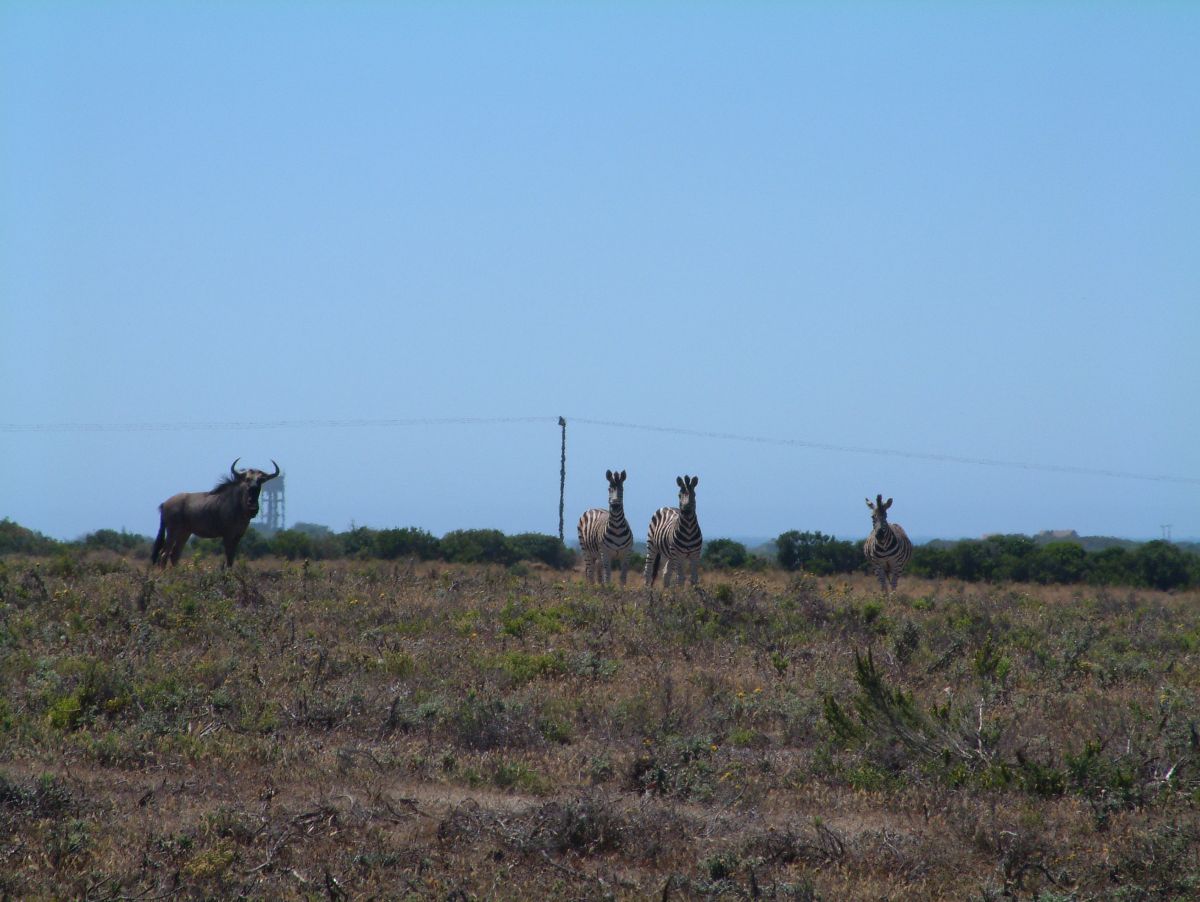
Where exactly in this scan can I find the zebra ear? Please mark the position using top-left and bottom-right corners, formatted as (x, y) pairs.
(866, 497), (875, 509)
(690, 476), (699, 489)
(883, 497), (893, 510)
(606, 469), (614, 483)
(619, 470), (627, 483)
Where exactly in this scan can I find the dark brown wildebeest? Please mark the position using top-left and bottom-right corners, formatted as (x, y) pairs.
(151, 459), (280, 567)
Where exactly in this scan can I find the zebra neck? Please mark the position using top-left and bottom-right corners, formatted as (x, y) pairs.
(606, 504), (631, 543)
(678, 505), (699, 534)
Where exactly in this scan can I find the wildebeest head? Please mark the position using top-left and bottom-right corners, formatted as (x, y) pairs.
(225, 458), (280, 518)
(866, 493), (894, 539)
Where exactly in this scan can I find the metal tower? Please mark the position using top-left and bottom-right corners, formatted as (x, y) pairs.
(257, 469), (286, 533)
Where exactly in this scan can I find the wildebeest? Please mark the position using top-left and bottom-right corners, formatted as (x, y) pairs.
(151, 459), (280, 567)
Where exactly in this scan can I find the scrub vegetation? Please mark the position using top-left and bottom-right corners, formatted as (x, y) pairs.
(2, 554), (1199, 899)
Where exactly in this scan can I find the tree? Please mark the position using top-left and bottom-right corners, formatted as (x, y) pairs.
(776, 531), (862, 574)
(0, 519), (60, 555)
(1030, 541), (1088, 584)
(703, 538), (750, 570)
(1087, 547), (1135, 586)
(507, 533), (576, 569)
(80, 529), (149, 555)
(375, 527), (441, 561)
(1132, 541), (1192, 591)
(440, 529), (518, 566)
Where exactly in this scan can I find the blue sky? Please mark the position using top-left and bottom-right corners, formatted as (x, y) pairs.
(2, 2), (1197, 543)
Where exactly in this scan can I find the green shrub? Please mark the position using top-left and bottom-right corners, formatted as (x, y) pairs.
(776, 531), (862, 574)
(507, 533), (576, 569)
(375, 527), (441, 560)
(703, 539), (750, 570)
(0, 519), (60, 555)
(440, 529), (518, 566)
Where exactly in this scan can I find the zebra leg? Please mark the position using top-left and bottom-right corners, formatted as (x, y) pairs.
(689, 557), (699, 586)
(619, 554), (628, 586)
(601, 552), (612, 585)
(644, 551), (658, 587)
(875, 565), (888, 593)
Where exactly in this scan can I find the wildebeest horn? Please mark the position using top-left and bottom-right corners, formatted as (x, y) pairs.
(230, 458), (243, 477)
(265, 460), (280, 481)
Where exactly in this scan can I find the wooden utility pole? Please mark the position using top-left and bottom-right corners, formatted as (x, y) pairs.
(558, 417), (567, 541)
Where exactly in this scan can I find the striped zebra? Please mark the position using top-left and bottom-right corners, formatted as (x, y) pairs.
(644, 475), (703, 587)
(577, 469), (633, 585)
(863, 494), (912, 595)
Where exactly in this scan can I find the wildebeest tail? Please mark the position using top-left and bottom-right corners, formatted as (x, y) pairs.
(150, 504), (166, 565)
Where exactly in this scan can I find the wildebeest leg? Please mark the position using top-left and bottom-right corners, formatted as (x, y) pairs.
(167, 529), (190, 565)
(223, 535), (240, 566)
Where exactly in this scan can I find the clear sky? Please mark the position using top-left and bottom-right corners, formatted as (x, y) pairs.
(2, 2), (1197, 544)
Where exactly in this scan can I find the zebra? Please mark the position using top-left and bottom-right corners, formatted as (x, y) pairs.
(863, 494), (912, 595)
(644, 475), (703, 587)
(577, 469), (633, 585)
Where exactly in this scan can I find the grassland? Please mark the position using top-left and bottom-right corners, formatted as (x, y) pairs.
(1, 555), (1198, 900)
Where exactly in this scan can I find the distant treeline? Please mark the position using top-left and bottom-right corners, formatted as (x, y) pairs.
(0, 519), (576, 571)
(2, 518), (1197, 589)
(771, 530), (1200, 591)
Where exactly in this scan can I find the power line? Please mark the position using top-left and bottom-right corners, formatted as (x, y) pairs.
(0, 416), (557, 433)
(3, 413), (1196, 486)
(563, 417), (1200, 486)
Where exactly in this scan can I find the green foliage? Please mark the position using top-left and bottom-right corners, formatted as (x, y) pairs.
(702, 538), (750, 570)
(266, 529), (317, 561)
(0, 518), (60, 555)
(491, 650), (566, 684)
(1132, 540), (1194, 590)
(440, 529), (518, 566)
(776, 531), (862, 574)
(375, 527), (441, 560)
(911, 535), (1198, 589)
(506, 533), (576, 570)
(1029, 541), (1088, 584)
(79, 528), (150, 555)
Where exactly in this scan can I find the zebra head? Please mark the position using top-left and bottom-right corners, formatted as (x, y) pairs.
(866, 493), (893, 540)
(605, 469), (627, 509)
(676, 475), (699, 513)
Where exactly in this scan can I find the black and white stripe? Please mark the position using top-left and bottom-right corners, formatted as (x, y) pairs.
(578, 469), (633, 585)
(645, 475), (703, 587)
(863, 493), (912, 594)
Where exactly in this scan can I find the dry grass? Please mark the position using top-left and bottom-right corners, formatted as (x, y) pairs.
(1, 555), (1198, 900)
